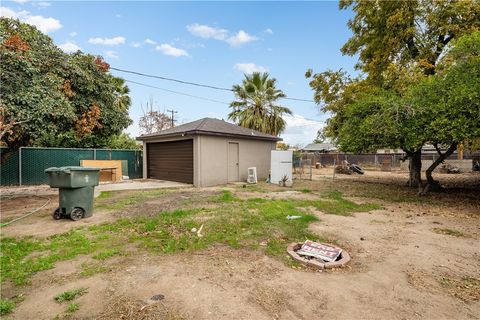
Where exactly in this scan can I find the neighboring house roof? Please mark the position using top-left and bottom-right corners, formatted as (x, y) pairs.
(302, 143), (337, 152)
(137, 117), (282, 142)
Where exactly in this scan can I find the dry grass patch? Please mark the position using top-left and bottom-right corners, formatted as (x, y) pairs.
(97, 296), (185, 320)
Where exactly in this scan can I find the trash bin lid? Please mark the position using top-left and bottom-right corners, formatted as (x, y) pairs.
(45, 166), (100, 173)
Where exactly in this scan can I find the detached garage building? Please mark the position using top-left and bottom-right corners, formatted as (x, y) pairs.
(137, 118), (281, 187)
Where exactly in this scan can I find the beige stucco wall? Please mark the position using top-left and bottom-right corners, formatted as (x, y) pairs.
(142, 135), (276, 187)
(196, 135), (276, 187)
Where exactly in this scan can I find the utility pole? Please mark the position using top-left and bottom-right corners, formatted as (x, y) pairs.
(167, 109), (178, 127)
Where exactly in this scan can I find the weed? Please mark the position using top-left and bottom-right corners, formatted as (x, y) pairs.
(96, 191), (113, 200)
(433, 228), (466, 237)
(80, 262), (107, 277)
(211, 190), (238, 202)
(66, 302), (80, 314)
(310, 190), (382, 216)
(299, 188), (312, 193)
(92, 248), (122, 260)
(0, 298), (15, 316)
(54, 288), (88, 303)
(439, 275), (480, 302)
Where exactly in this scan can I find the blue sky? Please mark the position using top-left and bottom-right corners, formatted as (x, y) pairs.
(1, 1), (357, 146)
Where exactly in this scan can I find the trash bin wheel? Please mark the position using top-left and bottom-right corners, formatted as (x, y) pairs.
(53, 208), (62, 220)
(70, 208), (84, 221)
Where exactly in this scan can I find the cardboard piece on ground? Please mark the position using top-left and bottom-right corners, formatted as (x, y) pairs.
(80, 160), (123, 182)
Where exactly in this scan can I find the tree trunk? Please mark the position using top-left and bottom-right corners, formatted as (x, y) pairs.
(422, 143), (457, 193)
(407, 149), (423, 188)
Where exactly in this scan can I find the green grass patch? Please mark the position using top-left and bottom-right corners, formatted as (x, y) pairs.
(309, 190), (382, 216)
(92, 248), (122, 260)
(0, 298), (15, 316)
(54, 288), (88, 303)
(80, 262), (107, 277)
(299, 188), (312, 193)
(1, 189), (379, 285)
(66, 302), (80, 314)
(433, 228), (466, 237)
(96, 191), (113, 200)
(347, 183), (433, 204)
(95, 189), (169, 210)
(210, 189), (238, 202)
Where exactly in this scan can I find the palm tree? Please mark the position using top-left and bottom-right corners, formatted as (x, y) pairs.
(228, 72), (292, 136)
(112, 77), (131, 111)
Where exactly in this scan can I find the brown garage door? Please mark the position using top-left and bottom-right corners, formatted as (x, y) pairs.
(147, 140), (193, 183)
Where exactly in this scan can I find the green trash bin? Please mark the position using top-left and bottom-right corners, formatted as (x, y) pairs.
(45, 166), (100, 221)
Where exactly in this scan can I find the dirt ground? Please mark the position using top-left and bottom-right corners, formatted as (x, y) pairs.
(1, 168), (479, 319)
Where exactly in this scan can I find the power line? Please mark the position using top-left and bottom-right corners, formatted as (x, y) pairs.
(125, 79), (230, 105)
(112, 67), (232, 92)
(112, 67), (315, 103)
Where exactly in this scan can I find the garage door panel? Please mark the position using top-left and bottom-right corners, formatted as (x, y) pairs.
(147, 140), (193, 183)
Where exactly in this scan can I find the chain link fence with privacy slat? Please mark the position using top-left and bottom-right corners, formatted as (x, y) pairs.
(0, 147), (143, 186)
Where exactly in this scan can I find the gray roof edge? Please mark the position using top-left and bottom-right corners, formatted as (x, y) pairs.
(137, 130), (282, 141)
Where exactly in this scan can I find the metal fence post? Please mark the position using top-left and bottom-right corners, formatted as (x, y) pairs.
(93, 148), (96, 160)
(18, 147), (22, 186)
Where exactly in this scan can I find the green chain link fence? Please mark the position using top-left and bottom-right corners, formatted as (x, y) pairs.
(0, 147), (143, 186)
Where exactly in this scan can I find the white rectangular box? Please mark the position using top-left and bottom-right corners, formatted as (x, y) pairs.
(271, 150), (293, 185)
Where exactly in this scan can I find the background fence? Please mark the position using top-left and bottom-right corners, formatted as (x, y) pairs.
(301, 152), (466, 170)
(0, 147), (143, 186)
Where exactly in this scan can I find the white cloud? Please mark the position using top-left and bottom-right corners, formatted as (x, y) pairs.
(24, 15), (61, 33)
(144, 38), (156, 45)
(155, 43), (189, 57)
(0, 7), (22, 18)
(226, 30), (258, 47)
(32, 2), (51, 8)
(280, 114), (324, 147)
(187, 23), (258, 47)
(264, 28), (273, 35)
(104, 50), (119, 59)
(0, 6), (61, 33)
(130, 42), (141, 48)
(68, 31), (78, 37)
(186, 23), (228, 40)
(12, 0), (28, 4)
(234, 62), (267, 74)
(88, 36), (125, 46)
(58, 41), (81, 53)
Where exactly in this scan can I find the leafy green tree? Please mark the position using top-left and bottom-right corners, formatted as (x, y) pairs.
(307, 0), (480, 188)
(0, 17), (132, 153)
(105, 133), (141, 150)
(229, 72), (292, 136)
(407, 32), (480, 190)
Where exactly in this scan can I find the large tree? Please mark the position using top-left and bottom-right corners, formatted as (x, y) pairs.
(0, 17), (132, 152)
(407, 32), (480, 190)
(229, 72), (292, 136)
(307, 0), (480, 189)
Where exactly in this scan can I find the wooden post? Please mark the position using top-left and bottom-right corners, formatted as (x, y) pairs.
(457, 143), (463, 160)
(332, 158), (336, 180)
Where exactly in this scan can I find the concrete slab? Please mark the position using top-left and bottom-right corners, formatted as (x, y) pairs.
(94, 179), (191, 197)
(1, 179), (192, 198)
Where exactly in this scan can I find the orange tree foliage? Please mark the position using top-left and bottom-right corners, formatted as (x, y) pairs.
(0, 17), (132, 149)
